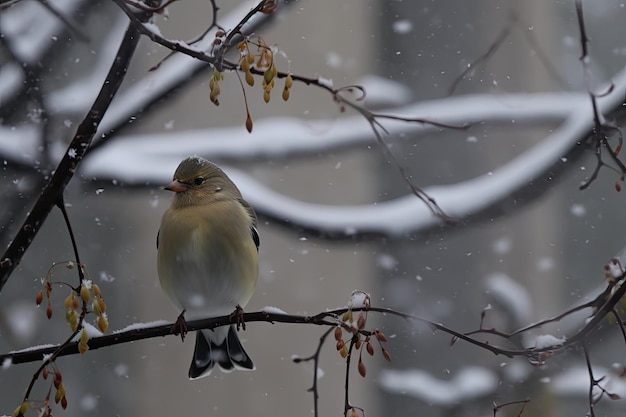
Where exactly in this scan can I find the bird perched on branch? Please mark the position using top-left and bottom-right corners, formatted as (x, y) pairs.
(157, 156), (259, 379)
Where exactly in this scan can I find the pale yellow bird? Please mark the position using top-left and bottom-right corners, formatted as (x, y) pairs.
(157, 156), (258, 379)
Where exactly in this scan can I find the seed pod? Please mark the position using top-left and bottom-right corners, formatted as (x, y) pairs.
(263, 67), (274, 85)
(241, 58), (249, 72)
(245, 71), (255, 87)
(97, 315), (108, 333)
(339, 345), (348, 358)
(54, 371), (62, 388)
(357, 314), (366, 329)
(366, 342), (374, 356)
(334, 326), (343, 341)
(64, 292), (73, 309)
(382, 348), (392, 362)
(245, 113), (253, 133)
(375, 330), (387, 342)
(97, 297), (106, 313)
(46, 304), (53, 319)
(71, 296), (80, 310)
(78, 340), (89, 354)
(80, 285), (90, 303)
(36, 289), (43, 305)
(358, 359), (366, 377)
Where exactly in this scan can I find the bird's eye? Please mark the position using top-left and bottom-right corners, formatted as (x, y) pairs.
(193, 177), (204, 186)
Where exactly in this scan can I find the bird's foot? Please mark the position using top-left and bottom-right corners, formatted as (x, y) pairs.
(231, 305), (246, 331)
(172, 309), (188, 342)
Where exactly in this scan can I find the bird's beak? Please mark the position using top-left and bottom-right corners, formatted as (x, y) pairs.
(164, 180), (188, 193)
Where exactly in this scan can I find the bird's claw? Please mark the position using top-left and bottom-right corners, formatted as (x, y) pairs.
(231, 305), (246, 331)
(172, 309), (188, 342)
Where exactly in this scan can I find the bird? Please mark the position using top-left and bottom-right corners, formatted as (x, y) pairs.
(157, 156), (259, 379)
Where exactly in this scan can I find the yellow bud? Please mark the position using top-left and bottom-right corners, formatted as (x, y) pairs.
(78, 339), (89, 354)
(263, 90), (270, 103)
(241, 58), (249, 72)
(97, 297), (106, 313)
(64, 291), (74, 309)
(339, 345), (348, 358)
(246, 53), (255, 65)
(92, 299), (101, 315)
(80, 329), (89, 344)
(285, 73), (293, 89)
(19, 401), (28, 416)
(69, 311), (78, 331)
(80, 285), (90, 303)
(263, 67), (273, 84)
(245, 71), (255, 87)
(237, 40), (247, 51)
(92, 284), (101, 298)
(55, 386), (63, 403)
(282, 87), (290, 101)
(97, 315), (108, 333)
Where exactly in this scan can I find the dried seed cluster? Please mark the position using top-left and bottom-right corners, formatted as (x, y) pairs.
(35, 263), (109, 341)
(334, 292), (392, 379)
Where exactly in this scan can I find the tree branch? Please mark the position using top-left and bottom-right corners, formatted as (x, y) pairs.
(0, 21), (142, 291)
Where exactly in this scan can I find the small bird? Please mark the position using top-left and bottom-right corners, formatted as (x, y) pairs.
(157, 156), (259, 379)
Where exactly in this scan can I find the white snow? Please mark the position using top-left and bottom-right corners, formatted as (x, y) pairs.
(348, 291), (369, 309)
(379, 366), (498, 405)
(10, 343), (57, 354)
(376, 253), (397, 270)
(527, 334), (566, 349)
(261, 306), (288, 315)
(317, 76), (334, 89)
(356, 75), (412, 107)
(392, 19), (413, 34)
(492, 237), (512, 254)
(113, 320), (171, 333)
(570, 203), (586, 217)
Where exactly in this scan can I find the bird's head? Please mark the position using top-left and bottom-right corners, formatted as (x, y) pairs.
(165, 157), (242, 206)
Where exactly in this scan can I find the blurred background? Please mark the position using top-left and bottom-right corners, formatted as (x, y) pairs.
(2, 0), (626, 416)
